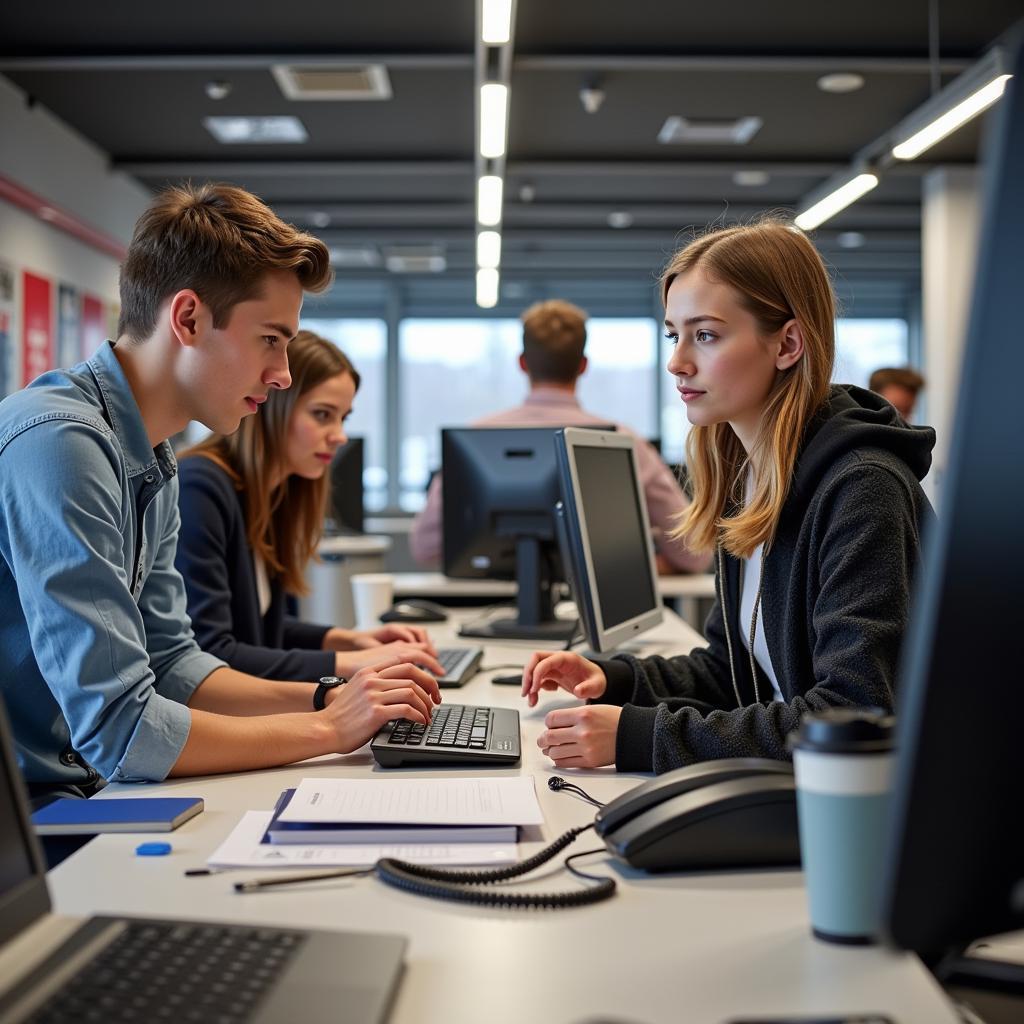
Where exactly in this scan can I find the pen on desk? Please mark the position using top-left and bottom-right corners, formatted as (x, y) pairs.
(234, 867), (372, 893)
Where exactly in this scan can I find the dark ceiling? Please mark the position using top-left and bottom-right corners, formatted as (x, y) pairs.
(2, 1), (1021, 316)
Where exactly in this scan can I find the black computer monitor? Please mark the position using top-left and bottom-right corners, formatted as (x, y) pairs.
(442, 426), (610, 642)
(326, 437), (364, 535)
(880, 38), (1024, 982)
(555, 427), (663, 652)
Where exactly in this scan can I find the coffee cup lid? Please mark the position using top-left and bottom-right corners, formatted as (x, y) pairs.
(789, 707), (895, 754)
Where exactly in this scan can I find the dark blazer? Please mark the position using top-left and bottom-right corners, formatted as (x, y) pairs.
(175, 455), (335, 680)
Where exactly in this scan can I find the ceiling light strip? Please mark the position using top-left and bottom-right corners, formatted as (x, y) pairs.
(794, 172), (879, 231)
(474, 0), (517, 306)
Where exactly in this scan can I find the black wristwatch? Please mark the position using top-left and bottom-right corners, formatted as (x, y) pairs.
(313, 675), (346, 711)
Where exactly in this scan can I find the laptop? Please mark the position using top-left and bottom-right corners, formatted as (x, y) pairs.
(0, 703), (406, 1024)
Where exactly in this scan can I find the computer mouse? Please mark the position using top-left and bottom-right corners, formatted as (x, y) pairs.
(379, 599), (449, 623)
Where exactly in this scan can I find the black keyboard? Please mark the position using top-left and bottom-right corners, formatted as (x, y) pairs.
(370, 704), (521, 767)
(433, 645), (483, 687)
(27, 919), (306, 1023)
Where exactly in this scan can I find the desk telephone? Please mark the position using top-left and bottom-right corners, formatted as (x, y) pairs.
(595, 757), (801, 872)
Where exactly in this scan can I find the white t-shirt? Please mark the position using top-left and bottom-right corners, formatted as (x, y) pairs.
(253, 553), (272, 618)
(739, 473), (784, 703)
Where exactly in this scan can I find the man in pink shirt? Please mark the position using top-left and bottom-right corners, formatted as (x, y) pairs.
(409, 300), (709, 573)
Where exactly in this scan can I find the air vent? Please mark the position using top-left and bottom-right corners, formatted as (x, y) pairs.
(328, 247), (382, 269)
(383, 246), (446, 274)
(657, 116), (763, 145)
(272, 64), (392, 101)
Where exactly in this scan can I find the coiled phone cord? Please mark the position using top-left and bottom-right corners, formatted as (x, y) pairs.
(375, 822), (615, 908)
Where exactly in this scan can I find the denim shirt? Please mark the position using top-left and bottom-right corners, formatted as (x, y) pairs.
(0, 341), (224, 786)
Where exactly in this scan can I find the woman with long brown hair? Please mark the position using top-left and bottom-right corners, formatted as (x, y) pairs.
(522, 220), (935, 772)
(175, 330), (443, 681)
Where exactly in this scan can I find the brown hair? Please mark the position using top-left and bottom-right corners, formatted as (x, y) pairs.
(520, 299), (588, 384)
(118, 182), (333, 341)
(181, 331), (360, 595)
(661, 220), (836, 559)
(869, 367), (925, 395)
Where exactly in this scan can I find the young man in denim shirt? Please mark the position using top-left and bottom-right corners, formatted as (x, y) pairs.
(0, 184), (441, 806)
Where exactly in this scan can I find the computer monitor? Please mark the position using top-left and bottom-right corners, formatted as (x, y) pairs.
(442, 426), (611, 642)
(555, 427), (663, 651)
(326, 437), (364, 535)
(880, 38), (1024, 981)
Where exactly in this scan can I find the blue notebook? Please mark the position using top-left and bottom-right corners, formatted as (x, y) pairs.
(31, 796), (204, 835)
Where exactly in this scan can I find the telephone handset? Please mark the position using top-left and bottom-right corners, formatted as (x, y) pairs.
(594, 757), (801, 872)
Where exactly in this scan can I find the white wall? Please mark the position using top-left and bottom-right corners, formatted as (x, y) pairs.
(921, 166), (982, 507)
(0, 74), (151, 393)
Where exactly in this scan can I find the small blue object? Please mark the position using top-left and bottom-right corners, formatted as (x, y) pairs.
(135, 842), (172, 856)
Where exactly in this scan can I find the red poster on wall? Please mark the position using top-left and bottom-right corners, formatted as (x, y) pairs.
(81, 294), (105, 358)
(22, 271), (54, 386)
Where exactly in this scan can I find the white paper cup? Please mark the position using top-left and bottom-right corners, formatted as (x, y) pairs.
(351, 573), (394, 630)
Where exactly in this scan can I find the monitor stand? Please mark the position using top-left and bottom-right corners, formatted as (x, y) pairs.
(458, 537), (576, 643)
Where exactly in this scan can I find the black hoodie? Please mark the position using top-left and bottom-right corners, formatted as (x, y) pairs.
(603, 385), (936, 773)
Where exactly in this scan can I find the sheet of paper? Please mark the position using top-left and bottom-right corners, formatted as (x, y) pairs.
(207, 811), (518, 868)
(278, 775), (544, 827)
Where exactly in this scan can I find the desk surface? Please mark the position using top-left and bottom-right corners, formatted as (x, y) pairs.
(389, 570), (718, 600)
(48, 611), (957, 1024)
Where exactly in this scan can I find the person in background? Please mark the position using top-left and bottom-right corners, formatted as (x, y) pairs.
(522, 221), (935, 773)
(409, 299), (709, 574)
(176, 330), (444, 681)
(868, 366), (926, 421)
(0, 183), (439, 814)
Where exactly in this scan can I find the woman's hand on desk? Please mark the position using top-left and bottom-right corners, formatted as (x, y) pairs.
(321, 658), (442, 749)
(333, 643), (445, 679)
(521, 651), (607, 708)
(324, 625), (436, 653)
(537, 705), (622, 769)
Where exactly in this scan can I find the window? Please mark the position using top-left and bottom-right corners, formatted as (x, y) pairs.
(397, 317), (660, 511)
(834, 318), (910, 389)
(300, 318), (387, 510)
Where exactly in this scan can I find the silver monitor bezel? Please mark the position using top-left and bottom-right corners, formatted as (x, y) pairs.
(559, 427), (663, 651)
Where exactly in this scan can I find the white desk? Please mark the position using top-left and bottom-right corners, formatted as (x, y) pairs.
(47, 610), (958, 1024)
(388, 571), (718, 628)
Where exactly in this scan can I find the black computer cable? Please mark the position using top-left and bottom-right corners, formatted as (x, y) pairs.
(547, 775), (606, 809)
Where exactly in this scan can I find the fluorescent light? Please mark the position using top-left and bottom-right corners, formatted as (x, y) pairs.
(476, 268), (499, 308)
(480, 83), (509, 159)
(477, 230), (502, 269)
(477, 175), (504, 226)
(892, 74), (1012, 160)
(795, 172), (879, 231)
(202, 116), (308, 144)
(481, 0), (512, 44)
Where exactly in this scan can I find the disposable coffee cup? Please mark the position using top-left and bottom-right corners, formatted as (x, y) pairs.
(351, 573), (394, 630)
(790, 708), (895, 945)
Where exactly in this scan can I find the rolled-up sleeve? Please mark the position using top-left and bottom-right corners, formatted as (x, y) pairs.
(1, 422), (197, 782)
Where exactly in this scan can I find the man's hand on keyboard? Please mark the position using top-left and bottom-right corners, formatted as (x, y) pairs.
(322, 659), (443, 750)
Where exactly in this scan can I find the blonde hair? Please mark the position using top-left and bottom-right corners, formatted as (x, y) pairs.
(520, 299), (588, 383)
(662, 221), (835, 559)
(181, 331), (359, 595)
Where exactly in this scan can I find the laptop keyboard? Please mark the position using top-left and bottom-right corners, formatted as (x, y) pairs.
(27, 919), (306, 1023)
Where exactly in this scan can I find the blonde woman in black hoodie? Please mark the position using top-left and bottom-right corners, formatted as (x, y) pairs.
(521, 221), (935, 773)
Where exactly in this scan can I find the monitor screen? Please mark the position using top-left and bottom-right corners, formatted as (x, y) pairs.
(327, 437), (364, 535)
(881, 39), (1024, 967)
(442, 426), (614, 642)
(556, 428), (662, 651)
